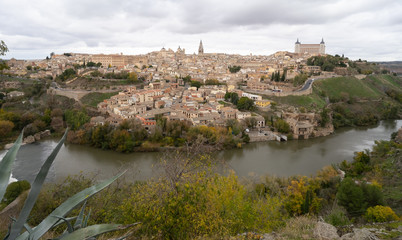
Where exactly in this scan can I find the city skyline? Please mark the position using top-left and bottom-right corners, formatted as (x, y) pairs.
(1, 0), (401, 61)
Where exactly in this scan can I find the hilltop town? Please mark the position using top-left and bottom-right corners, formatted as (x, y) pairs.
(1, 39), (400, 147)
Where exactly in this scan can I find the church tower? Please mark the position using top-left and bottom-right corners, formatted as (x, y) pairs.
(294, 38), (301, 54)
(198, 40), (204, 55)
(319, 38), (325, 55)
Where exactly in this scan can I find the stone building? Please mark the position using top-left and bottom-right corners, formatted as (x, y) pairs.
(294, 38), (325, 55)
(198, 40), (204, 55)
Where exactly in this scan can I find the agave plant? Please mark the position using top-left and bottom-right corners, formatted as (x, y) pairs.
(0, 129), (135, 240)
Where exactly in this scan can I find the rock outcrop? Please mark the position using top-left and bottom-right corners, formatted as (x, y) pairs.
(23, 135), (35, 144)
(313, 221), (339, 240)
(340, 228), (379, 240)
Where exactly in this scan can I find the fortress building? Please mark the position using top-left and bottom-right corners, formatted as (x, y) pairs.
(295, 38), (325, 55)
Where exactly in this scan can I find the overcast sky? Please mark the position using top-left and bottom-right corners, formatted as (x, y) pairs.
(1, 0), (401, 61)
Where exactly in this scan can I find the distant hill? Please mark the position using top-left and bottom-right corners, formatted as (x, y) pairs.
(375, 61), (402, 75)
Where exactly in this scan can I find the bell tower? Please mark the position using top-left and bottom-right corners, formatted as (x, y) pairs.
(198, 40), (204, 55)
(295, 38), (301, 54)
(319, 38), (325, 55)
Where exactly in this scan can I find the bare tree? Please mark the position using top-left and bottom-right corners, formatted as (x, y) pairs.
(158, 136), (222, 193)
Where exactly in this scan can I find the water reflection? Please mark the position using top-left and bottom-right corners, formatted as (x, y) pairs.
(1, 120), (401, 182)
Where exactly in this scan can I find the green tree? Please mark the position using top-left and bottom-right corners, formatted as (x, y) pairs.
(228, 65), (241, 73)
(237, 97), (255, 111)
(183, 75), (191, 83)
(361, 183), (384, 208)
(0, 40), (8, 56)
(190, 80), (202, 89)
(86, 61), (97, 67)
(336, 178), (365, 216)
(320, 107), (330, 127)
(109, 129), (134, 152)
(281, 68), (287, 82)
(0, 41), (9, 72)
(1, 180), (30, 205)
(91, 124), (112, 149)
(230, 92), (239, 105)
(273, 119), (290, 133)
(57, 68), (77, 81)
(64, 109), (90, 130)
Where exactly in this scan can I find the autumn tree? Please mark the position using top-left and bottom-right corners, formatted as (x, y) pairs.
(0, 120), (14, 138)
(127, 72), (138, 82)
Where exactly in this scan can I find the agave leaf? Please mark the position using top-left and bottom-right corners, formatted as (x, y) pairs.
(0, 131), (23, 201)
(59, 224), (130, 240)
(16, 171), (125, 240)
(73, 200), (87, 229)
(51, 216), (74, 233)
(83, 208), (91, 228)
(52, 216), (77, 229)
(8, 129), (68, 240)
(23, 224), (32, 234)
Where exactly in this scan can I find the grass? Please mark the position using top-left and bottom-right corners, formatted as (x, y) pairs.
(81, 92), (118, 107)
(313, 76), (382, 100)
(366, 74), (402, 91)
(270, 92), (326, 110)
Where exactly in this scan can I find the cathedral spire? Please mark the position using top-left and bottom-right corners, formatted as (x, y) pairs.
(320, 38), (325, 44)
(198, 40), (204, 54)
(295, 38), (300, 44)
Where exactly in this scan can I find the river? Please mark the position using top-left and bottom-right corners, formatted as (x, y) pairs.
(1, 120), (401, 183)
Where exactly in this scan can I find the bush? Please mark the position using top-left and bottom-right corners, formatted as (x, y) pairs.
(117, 172), (285, 238)
(325, 207), (351, 227)
(1, 180), (31, 205)
(336, 178), (365, 216)
(365, 206), (399, 223)
(274, 119), (290, 134)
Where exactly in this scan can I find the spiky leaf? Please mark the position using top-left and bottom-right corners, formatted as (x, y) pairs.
(74, 200), (87, 229)
(8, 129), (68, 240)
(0, 131), (23, 201)
(59, 224), (128, 240)
(16, 171), (125, 240)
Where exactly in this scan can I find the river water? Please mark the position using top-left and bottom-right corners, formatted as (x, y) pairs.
(1, 120), (401, 183)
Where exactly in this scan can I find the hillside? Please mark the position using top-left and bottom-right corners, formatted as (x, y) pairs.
(314, 76), (383, 101)
(270, 74), (402, 108)
(376, 61), (402, 75)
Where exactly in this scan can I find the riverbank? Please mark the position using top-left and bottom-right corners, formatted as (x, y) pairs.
(2, 120), (400, 184)
(2, 128), (402, 239)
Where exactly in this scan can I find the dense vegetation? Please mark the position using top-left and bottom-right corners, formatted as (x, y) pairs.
(224, 92), (256, 111)
(270, 74), (402, 128)
(81, 91), (119, 107)
(67, 116), (250, 152)
(228, 65), (241, 73)
(2, 133), (400, 239)
(307, 55), (347, 71)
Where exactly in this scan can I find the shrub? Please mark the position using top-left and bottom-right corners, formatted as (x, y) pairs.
(325, 207), (351, 227)
(117, 172), (285, 238)
(361, 183), (384, 208)
(336, 178), (365, 216)
(274, 119), (290, 134)
(1, 180), (30, 205)
(365, 206), (399, 223)
(284, 177), (322, 216)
